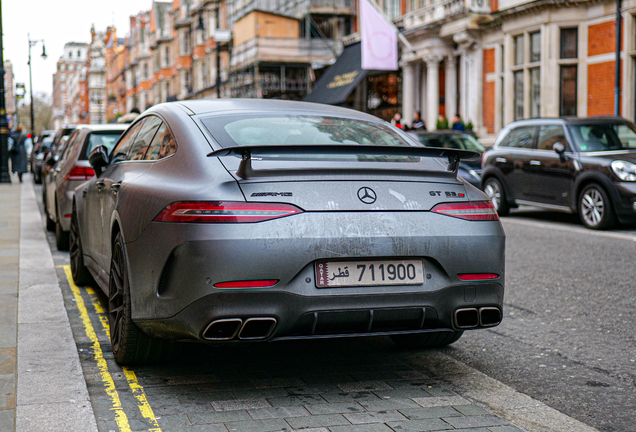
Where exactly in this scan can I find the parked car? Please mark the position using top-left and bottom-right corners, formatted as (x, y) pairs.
(44, 124), (126, 250)
(408, 130), (485, 187)
(30, 130), (55, 183)
(71, 100), (505, 365)
(481, 116), (636, 229)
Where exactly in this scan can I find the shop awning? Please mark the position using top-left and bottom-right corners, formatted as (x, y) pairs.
(305, 42), (367, 105)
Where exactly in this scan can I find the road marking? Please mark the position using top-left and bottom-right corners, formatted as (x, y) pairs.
(502, 218), (636, 242)
(62, 265), (132, 432)
(84, 285), (163, 431)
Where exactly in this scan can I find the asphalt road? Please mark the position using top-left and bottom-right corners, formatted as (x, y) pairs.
(447, 209), (636, 432)
(35, 184), (636, 432)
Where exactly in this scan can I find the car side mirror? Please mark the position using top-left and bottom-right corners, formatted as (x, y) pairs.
(553, 142), (566, 154)
(45, 157), (57, 167)
(88, 145), (109, 176)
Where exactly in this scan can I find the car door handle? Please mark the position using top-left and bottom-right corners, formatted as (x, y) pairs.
(96, 180), (105, 190)
(82, 188), (88, 197)
(529, 160), (541, 166)
(110, 181), (122, 193)
(495, 157), (507, 163)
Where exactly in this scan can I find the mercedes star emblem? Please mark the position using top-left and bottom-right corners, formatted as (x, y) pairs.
(357, 187), (377, 204)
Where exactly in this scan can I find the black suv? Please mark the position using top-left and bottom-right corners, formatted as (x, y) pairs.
(481, 116), (636, 229)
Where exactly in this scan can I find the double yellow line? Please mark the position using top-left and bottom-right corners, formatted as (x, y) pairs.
(62, 265), (162, 432)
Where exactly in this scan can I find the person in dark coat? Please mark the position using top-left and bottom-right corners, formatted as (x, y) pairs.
(451, 114), (466, 132)
(9, 125), (28, 182)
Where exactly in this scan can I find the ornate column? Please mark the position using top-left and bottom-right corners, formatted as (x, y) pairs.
(425, 55), (442, 130)
(401, 61), (415, 129)
(445, 54), (457, 120)
(420, 64), (427, 124)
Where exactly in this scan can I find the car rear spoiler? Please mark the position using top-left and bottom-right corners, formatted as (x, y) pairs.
(207, 144), (480, 179)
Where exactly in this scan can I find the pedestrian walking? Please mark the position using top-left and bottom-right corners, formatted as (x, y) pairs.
(411, 111), (426, 130)
(9, 125), (28, 183)
(451, 114), (466, 132)
(391, 112), (403, 129)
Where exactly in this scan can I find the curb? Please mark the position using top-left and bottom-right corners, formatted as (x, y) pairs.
(15, 181), (98, 432)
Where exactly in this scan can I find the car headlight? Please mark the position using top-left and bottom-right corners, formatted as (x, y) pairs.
(611, 160), (636, 181)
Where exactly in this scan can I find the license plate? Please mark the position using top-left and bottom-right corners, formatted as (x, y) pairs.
(315, 259), (425, 288)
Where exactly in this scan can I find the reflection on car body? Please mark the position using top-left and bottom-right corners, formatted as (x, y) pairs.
(70, 100), (505, 365)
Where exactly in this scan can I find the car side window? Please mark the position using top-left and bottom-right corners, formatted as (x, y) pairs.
(503, 126), (536, 149)
(144, 123), (177, 161)
(110, 120), (145, 163)
(128, 116), (163, 161)
(537, 125), (567, 151)
(60, 131), (79, 161)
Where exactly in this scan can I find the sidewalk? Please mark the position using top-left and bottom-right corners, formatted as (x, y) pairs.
(0, 175), (97, 432)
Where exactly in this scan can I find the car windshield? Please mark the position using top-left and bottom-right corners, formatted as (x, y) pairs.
(81, 131), (124, 160)
(412, 134), (485, 152)
(568, 123), (636, 152)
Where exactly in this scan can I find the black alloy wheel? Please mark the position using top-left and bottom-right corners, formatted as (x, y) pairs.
(578, 184), (615, 230)
(391, 330), (464, 349)
(69, 209), (93, 286)
(483, 178), (510, 216)
(109, 232), (170, 365)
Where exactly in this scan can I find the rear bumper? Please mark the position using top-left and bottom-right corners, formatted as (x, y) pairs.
(136, 282), (504, 342)
(123, 211), (505, 340)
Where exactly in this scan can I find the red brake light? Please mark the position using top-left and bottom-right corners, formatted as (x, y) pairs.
(214, 280), (279, 288)
(66, 166), (95, 181)
(431, 201), (499, 221)
(457, 273), (500, 281)
(154, 201), (303, 223)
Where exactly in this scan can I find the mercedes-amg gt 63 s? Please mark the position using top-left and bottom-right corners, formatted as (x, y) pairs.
(71, 100), (505, 365)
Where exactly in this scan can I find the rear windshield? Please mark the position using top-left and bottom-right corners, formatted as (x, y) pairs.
(412, 134), (485, 152)
(80, 131), (124, 160)
(568, 123), (636, 152)
(202, 115), (412, 148)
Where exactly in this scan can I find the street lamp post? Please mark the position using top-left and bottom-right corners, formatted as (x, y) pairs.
(0, 1), (11, 183)
(27, 33), (47, 139)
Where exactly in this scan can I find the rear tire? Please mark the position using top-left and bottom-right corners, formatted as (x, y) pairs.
(34, 169), (42, 184)
(578, 184), (615, 230)
(483, 178), (510, 216)
(391, 331), (464, 349)
(69, 209), (93, 286)
(109, 232), (171, 365)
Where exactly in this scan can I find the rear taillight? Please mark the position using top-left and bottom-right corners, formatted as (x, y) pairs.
(154, 201), (303, 223)
(66, 166), (95, 181)
(431, 201), (499, 221)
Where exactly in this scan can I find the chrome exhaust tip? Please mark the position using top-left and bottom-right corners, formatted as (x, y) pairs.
(454, 308), (479, 329)
(238, 317), (277, 340)
(202, 318), (243, 341)
(479, 307), (502, 327)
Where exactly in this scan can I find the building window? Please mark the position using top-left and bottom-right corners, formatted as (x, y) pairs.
(511, 31), (541, 120)
(164, 46), (170, 67)
(530, 31), (541, 62)
(560, 65), (577, 116)
(77, 50), (81, 58)
(559, 28), (578, 116)
(513, 70), (524, 120)
(530, 67), (541, 118)
(513, 35), (524, 66)
(560, 28), (578, 59)
(384, 0), (400, 19)
(144, 63), (149, 80)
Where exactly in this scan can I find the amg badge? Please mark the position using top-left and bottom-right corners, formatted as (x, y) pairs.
(251, 192), (293, 197)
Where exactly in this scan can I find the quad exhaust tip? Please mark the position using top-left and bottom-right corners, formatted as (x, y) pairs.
(479, 307), (502, 327)
(454, 307), (502, 329)
(202, 317), (277, 341)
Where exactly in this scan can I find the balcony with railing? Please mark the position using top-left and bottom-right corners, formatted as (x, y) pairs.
(396, 0), (491, 31)
(309, 0), (355, 15)
(231, 37), (340, 71)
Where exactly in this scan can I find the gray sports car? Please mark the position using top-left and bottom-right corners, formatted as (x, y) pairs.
(71, 100), (505, 365)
